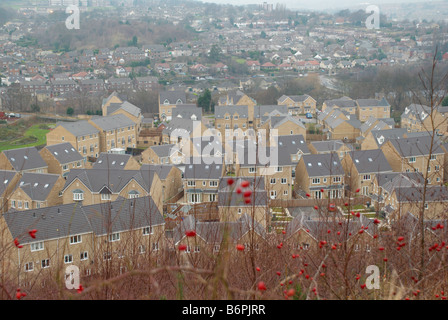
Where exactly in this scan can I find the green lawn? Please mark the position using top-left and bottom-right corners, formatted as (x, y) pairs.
(0, 124), (50, 151)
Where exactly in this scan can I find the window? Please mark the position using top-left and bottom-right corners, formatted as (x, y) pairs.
(312, 178), (320, 184)
(214, 245), (220, 252)
(283, 190), (288, 196)
(73, 189), (84, 201)
(101, 193), (111, 201)
(249, 167), (256, 173)
(64, 254), (73, 264)
(333, 177), (341, 183)
(209, 180), (218, 187)
(202, 181), (206, 187)
(276, 167), (283, 172)
(354, 244), (360, 251)
(25, 262), (34, 272)
(11, 200), (15, 208)
(209, 193), (217, 202)
(80, 252), (88, 261)
(103, 253), (112, 261)
(363, 175), (371, 181)
(128, 190), (140, 199)
(281, 178), (287, 184)
(152, 243), (159, 251)
(409, 157), (416, 163)
(63, 164), (68, 170)
(18, 201), (22, 209)
(431, 155), (437, 161)
(302, 243), (310, 250)
(109, 233), (120, 242)
(41, 259), (50, 268)
(270, 178), (276, 184)
(70, 235), (82, 244)
(194, 245), (200, 253)
(31, 242), (44, 252)
(143, 226), (153, 235)
(435, 165), (440, 171)
(138, 245), (146, 254)
(187, 180), (196, 187)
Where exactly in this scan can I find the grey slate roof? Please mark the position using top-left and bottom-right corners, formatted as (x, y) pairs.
(90, 114), (135, 131)
(214, 105), (249, 119)
(162, 118), (199, 136)
(159, 90), (187, 104)
(266, 115), (306, 129)
(324, 97), (357, 109)
(388, 136), (444, 157)
(172, 214), (267, 245)
(369, 128), (408, 148)
(357, 97), (390, 107)
(43, 142), (84, 165)
(394, 186), (448, 203)
(150, 144), (176, 158)
(140, 164), (179, 180)
(92, 153), (134, 170)
(310, 140), (350, 153)
(301, 153), (345, 177)
(253, 105), (288, 119)
(3, 196), (163, 245)
(277, 94), (313, 103)
(172, 104), (202, 120)
(277, 134), (310, 155)
(3, 147), (48, 172)
(56, 120), (99, 137)
(184, 158), (224, 180)
(347, 149), (392, 174)
(16, 172), (60, 201)
(62, 169), (155, 194)
(0, 170), (18, 197)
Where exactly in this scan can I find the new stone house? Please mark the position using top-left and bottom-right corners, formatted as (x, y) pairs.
(400, 104), (448, 136)
(214, 105), (249, 139)
(322, 96), (357, 114)
(294, 153), (345, 200)
(360, 128), (408, 150)
(183, 158), (225, 204)
(341, 149), (393, 196)
(260, 114), (307, 139)
(218, 176), (270, 228)
(277, 94), (317, 115)
(39, 142), (85, 178)
(161, 118), (208, 145)
(253, 105), (288, 129)
(141, 144), (182, 165)
(308, 140), (353, 159)
(0, 147), (48, 174)
(46, 120), (101, 160)
(387, 185), (448, 220)
(88, 114), (138, 152)
(0, 170), (20, 213)
(60, 168), (164, 212)
(356, 98), (391, 122)
(235, 143), (295, 200)
(171, 214), (267, 260)
(381, 136), (445, 185)
(140, 164), (183, 204)
(1, 196), (164, 285)
(8, 172), (65, 211)
(285, 213), (378, 252)
(159, 90), (187, 121)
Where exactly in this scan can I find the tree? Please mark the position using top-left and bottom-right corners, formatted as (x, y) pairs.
(66, 107), (74, 116)
(209, 45), (222, 62)
(442, 96), (448, 106)
(197, 89), (212, 113)
(260, 31), (267, 39)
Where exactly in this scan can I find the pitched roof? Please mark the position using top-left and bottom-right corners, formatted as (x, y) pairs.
(184, 159), (224, 180)
(0, 170), (18, 197)
(43, 142), (84, 165)
(15, 172), (60, 201)
(3, 196), (163, 244)
(159, 90), (187, 104)
(301, 153), (345, 177)
(214, 105), (249, 119)
(92, 153), (134, 170)
(2, 147), (48, 172)
(310, 140), (350, 153)
(388, 136), (444, 157)
(90, 114), (135, 131)
(346, 149), (392, 174)
(56, 120), (99, 137)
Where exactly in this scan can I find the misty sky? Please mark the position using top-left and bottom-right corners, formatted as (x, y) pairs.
(197, 0), (431, 12)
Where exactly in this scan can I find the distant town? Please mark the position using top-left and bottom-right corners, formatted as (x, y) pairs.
(0, 0), (448, 302)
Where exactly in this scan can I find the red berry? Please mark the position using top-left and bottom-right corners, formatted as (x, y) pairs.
(243, 190), (252, 198)
(241, 180), (250, 188)
(276, 271), (281, 276)
(244, 198), (251, 204)
(178, 244), (187, 251)
(236, 187), (242, 194)
(314, 205), (318, 210)
(398, 236), (404, 242)
(77, 285), (84, 294)
(355, 188), (360, 193)
(256, 267), (261, 272)
(236, 244), (245, 251)
(287, 289), (295, 297)
(257, 282), (267, 291)
(185, 230), (196, 237)
(305, 193), (311, 198)
(227, 178), (234, 186)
